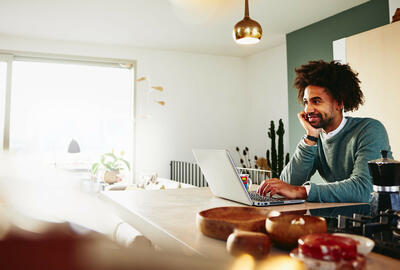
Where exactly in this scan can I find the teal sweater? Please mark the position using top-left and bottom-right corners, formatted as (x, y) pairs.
(280, 117), (392, 203)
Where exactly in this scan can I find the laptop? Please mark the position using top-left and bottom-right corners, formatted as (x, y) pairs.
(192, 149), (305, 206)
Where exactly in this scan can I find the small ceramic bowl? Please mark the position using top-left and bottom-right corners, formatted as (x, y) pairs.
(333, 233), (375, 255)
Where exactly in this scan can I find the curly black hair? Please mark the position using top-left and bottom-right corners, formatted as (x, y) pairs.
(293, 60), (364, 112)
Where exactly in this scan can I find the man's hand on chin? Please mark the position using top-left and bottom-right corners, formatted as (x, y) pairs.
(256, 178), (307, 200)
(297, 111), (322, 137)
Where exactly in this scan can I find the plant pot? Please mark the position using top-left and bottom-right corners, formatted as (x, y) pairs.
(104, 170), (120, 184)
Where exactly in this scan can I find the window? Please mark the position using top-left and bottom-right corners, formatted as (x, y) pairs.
(1, 54), (135, 181)
(0, 61), (6, 146)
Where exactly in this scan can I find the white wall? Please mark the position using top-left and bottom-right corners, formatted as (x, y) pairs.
(242, 43), (289, 164)
(0, 34), (248, 179)
(134, 51), (248, 178)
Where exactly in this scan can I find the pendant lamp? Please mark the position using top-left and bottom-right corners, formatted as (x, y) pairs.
(233, 0), (262, 44)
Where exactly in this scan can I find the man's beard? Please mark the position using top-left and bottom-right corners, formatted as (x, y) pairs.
(307, 113), (334, 129)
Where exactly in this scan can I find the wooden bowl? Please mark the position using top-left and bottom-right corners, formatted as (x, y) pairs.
(266, 214), (327, 249)
(197, 207), (279, 240)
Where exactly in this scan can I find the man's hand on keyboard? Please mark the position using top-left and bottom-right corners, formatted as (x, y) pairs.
(256, 178), (307, 200)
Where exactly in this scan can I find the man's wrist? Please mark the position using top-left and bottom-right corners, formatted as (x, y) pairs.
(306, 135), (318, 142)
(306, 129), (320, 137)
(296, 186), (308, 199)
(303, 135), (318, 146)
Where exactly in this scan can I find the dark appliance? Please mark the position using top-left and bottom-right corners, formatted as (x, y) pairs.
(309, 205), (400, 259)
(368, 150), (400, 213)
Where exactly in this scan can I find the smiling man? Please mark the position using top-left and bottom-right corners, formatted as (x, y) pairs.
(257, 60), (392, 202)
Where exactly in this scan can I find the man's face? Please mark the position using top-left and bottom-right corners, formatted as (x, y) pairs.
(303, 85), (342, 131)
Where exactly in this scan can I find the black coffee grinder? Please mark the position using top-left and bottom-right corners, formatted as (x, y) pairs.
(368, 150), (400, 214)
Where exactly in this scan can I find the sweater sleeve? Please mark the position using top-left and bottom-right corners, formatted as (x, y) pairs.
(280, 139), (318, 186)
(307, 120), (391, 203)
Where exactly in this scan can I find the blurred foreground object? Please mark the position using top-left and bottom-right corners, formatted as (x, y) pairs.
(257, 255), (304, 270)
(0, 153), (228, 270)
(226, 230), (270, 259)
(0, 221), (228, 270)
(230, 254), (255, 270)
(0, 222), (100, 270)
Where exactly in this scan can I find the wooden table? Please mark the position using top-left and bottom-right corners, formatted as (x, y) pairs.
(100, 187), (400, 269)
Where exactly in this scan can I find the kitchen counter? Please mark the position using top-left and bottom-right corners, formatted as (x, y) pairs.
(100, 187), (400, 268)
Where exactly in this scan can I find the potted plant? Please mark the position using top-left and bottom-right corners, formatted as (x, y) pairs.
(91, 150), (131, 184)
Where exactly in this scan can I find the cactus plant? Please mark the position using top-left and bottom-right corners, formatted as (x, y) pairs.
(285, 153), (290, 165)
(267, 121), (277, 177)
(276, 119), (285, 175)
(267, 119), (290, 178)
(235, 119), (289, 178)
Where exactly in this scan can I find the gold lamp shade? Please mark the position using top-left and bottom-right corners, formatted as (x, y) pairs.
(233, 0), (262, 45)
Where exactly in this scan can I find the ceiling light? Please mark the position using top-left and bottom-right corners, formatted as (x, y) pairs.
(233, 0), (262, 45)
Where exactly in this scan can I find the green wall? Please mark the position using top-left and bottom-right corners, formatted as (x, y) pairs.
(286, 0), (389, 155)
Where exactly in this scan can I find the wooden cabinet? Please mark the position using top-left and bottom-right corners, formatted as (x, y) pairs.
(345, 22), (400, 158)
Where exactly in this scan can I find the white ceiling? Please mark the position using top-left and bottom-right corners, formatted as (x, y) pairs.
(0, 0), (369, 57)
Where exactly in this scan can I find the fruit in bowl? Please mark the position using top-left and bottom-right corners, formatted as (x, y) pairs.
(290, 233), (367, 270)
(265, 214), (327, 249)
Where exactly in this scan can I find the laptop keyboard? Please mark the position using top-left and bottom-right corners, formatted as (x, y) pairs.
(249, 191), (283, 202)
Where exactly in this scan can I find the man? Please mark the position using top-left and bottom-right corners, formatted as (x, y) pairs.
(257, 60), (391, 202)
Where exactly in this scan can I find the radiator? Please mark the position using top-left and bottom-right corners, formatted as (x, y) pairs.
(170, 161), (271, 187)
(170, 161), (208, 187)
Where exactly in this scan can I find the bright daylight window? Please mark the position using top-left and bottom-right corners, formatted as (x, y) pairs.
(8, 59), (134, 181)
(0, 62), (6, 146)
